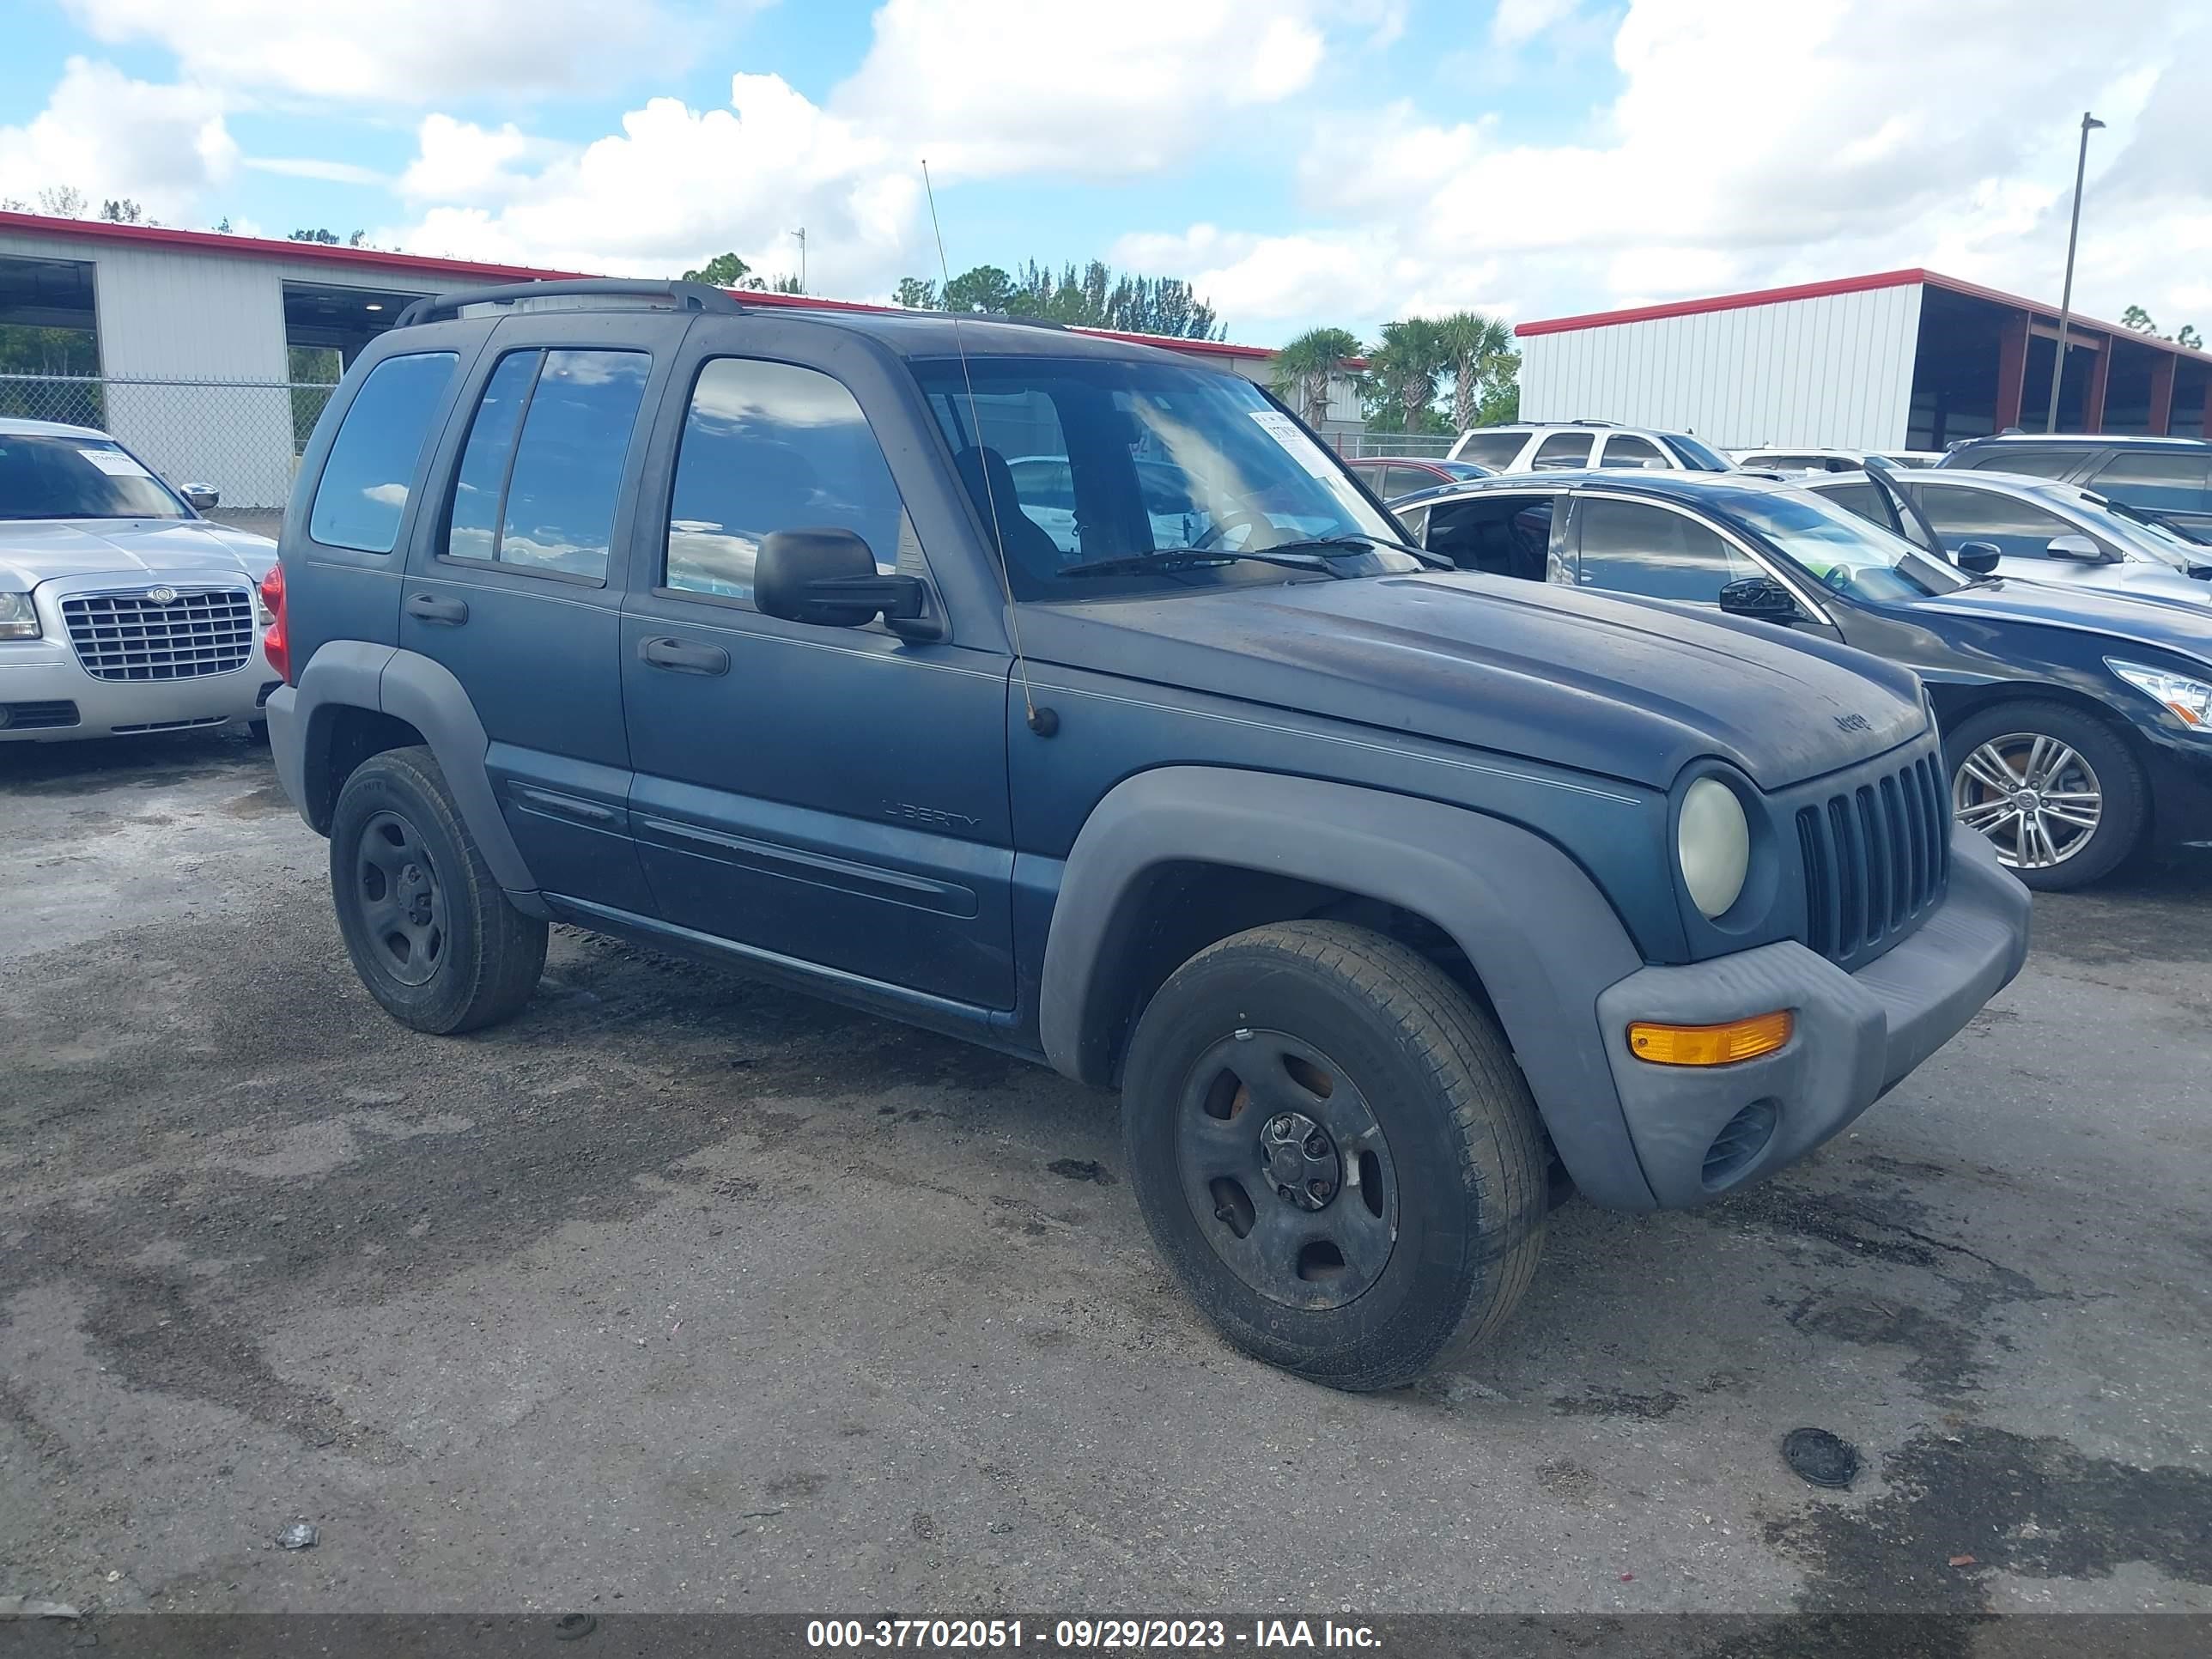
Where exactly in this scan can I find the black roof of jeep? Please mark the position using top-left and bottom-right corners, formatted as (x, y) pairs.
(391, 277), (1215, 368)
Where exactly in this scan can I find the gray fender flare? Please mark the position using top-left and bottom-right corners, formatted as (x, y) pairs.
(290, 641), (538, 896)
(1037, 766), (1658, 1211)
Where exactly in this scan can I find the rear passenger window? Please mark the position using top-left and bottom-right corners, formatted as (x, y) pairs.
(308, 352), (457, 553)
(1817, 482), (1887, 524)
(443, 348), (650, 582)
(1453, 430), (1527, 469)
(665, 358), (910, 605)
(1597, 434), (1663, 468)
(1530, 431), (1593, 468)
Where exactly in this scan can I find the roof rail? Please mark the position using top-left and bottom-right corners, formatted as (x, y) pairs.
(1564, 418), (1620, 428)
(392, 278), (743, 329)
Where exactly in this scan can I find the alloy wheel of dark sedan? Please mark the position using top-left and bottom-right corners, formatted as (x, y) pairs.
(1952, 732), (2103, 872)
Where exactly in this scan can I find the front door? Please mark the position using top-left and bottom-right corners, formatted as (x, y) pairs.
(397, 330), (662, 915)
(618, 351), (1017, 1010)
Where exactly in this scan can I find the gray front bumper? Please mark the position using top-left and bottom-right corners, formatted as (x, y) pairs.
(1592, 828), (2031, 1208)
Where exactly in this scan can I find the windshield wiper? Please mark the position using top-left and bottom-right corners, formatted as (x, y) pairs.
(1058, 548), (1357, 580)
(2099, 496), (2212, 548)
(1254, 533), (1454, 569)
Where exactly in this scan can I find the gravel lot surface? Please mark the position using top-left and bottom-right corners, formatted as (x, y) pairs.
(3, 732), (2209, 1619)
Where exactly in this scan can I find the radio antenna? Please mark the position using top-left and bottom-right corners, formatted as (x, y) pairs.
(922, 159), (1055, 738)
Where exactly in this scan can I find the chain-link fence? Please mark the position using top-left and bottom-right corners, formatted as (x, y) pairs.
(0, 373), (337, 538)
(1326, 431), (1458, 459)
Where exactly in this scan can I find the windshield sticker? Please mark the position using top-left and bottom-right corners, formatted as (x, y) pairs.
(1249, 410), (1343, 480)
(79, 447), (154, 478)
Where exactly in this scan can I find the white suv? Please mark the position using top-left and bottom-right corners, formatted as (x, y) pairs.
(1446, 421), (1735, 474)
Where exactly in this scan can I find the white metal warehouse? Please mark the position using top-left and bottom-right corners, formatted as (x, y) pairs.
(0, 210), (1353, 519)
(1516, 268), (2212, 453)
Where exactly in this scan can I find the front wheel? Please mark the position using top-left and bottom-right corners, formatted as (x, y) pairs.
(1120, 921), (1548, 1391)
(329, 745), (547, 1033)
(1945, 700), (2146, 891)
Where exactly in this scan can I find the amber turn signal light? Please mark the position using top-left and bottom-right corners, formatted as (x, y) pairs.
(1627, 1010), (1793, 1066)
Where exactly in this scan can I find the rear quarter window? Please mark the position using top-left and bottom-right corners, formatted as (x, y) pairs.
(307, 351), (459, 553)
(1963, 446), (2092, 480)
(1454, 430), (1528, 469)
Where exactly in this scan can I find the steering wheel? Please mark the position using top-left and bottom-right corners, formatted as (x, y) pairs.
(1191, 508), (1260, 551)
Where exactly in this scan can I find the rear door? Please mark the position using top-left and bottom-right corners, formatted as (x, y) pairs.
(617, 344), (1016, 1010)
(396, 315), (670, 915)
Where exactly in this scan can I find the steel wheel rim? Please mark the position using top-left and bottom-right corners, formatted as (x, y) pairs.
(355, 809), (447, 986)
(1173, 1028), (1398, 1311)
(1952, 732), (2103, 871)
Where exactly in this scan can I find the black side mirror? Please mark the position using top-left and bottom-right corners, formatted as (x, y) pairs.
(2045, 533), (2110, 564)
(755, 528), (934, 635)
(1954, 540), (2002, 575)
(1717, 574), (1803, 624)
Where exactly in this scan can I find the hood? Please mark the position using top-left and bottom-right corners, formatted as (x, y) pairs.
(1915, 575), (2212, 671)
(0, 518), (278, 588)
(1018, 572), (1929, 792)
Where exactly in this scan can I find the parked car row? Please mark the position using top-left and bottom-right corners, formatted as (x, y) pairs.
(1387, 450), (2211, 890)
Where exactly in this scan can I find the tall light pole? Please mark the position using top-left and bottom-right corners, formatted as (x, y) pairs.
(788, 227), (807, 294)
(2044, 111), (2105, 434)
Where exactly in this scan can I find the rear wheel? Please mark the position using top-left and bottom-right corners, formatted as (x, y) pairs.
(1121, 921), (1548, 1390)
(1945, 700), (2145, 891)
(329, 745), (546, 1033)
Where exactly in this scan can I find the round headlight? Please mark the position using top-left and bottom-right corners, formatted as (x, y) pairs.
(1679, 777), (1750, 920)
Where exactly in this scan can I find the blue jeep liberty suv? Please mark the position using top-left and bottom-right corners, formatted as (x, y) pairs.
(263, 279), (2030, 1389)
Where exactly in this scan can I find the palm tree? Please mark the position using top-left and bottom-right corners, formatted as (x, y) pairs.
(1272, 326), (1362, 428)
(1364, 318), (1448, 434)
(1436, 311), (1515, 434)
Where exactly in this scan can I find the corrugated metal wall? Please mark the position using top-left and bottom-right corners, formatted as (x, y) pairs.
(1519, 283), (1923, 450)
(1, 226), (427, 506)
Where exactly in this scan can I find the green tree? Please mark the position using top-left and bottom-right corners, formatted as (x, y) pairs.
(289, 228), (341, 245)
(1476, 368), (1520, 426)
(2181, 325), (2204, 350)
(893, 276), (938, 309)
(98, 198), (149, 224)
(37, 185), (88, 217)
(682, 252), (768, 289)
(2122, 303), (2159, 334)
(1272, 326), (1361, 428)
(941, 264), (1017, 313)
(900, 259), (1223, 338)
(1362, 318), (1449, 434)
(1435, 311), (1515, 434)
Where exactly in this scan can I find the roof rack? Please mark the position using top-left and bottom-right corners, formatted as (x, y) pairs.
(392, 278), (744, 329)
(1563, 418), (1621, 428)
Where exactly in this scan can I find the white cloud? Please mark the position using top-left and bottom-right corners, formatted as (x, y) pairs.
(1490, 0), (1578, 49)
(0, 58), (236, 218)
(242, 156), (388, 186)
(398, 117), (547, 202)
(59, 0), (726, 103)
(1122, 0), (2212, 341)
(385, 76), (916, 294)
(832, 0), (1339, 179)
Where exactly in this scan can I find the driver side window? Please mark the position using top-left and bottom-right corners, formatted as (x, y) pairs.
(1573, 497), (1761, 603)
(1911, 485), (2080, 560)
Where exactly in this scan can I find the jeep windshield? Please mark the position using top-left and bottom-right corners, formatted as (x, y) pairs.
(1721, 486), (1972, 601)
(914, 356), (1423, 599)
(0, 434), (191, 520)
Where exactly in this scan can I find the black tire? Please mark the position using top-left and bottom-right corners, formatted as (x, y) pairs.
(1943, 699), (2146, 891)
(1121, 920), (1548, 1391)
(247, 718), (269, 744)
(328, 744), (547, 1034)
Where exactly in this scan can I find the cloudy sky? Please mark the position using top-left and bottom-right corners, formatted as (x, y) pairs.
(3, 0), (2209, 347)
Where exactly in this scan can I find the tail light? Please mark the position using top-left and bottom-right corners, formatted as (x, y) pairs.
(258, 562), (291, 684)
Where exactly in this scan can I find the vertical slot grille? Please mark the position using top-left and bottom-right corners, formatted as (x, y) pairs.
(1796, 746), (1949, 968)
